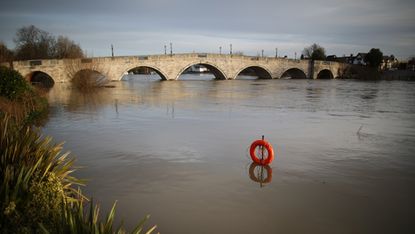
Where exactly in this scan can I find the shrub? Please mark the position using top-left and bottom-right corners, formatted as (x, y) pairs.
(0, 66), (29, 100)
(0, 115), (156, 233)
(0, 114), (82, 232)
(0, 66), (48, 124)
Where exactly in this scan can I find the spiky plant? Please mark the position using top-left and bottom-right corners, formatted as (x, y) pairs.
(0, 114), (83, 232)
(0, 114), (156, 233)
(41, 196), (157, 234)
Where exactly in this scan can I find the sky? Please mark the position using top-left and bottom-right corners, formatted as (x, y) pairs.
(1, 0), (414, 59)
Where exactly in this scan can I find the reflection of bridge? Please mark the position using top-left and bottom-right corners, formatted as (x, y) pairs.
(10, 53), (348, 82)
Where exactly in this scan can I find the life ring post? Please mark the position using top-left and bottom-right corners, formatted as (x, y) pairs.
(261, 135), (265, 160)
(249, 137), (274, 165)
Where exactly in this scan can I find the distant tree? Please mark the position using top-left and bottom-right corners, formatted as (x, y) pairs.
(302, 43), (326, 60)
(0, 42), (13, 63)
(55, 36), (84, 59)
(13, 25), (84, 60)
(14, 25), (56, 60)
(364, 48), (383, 68)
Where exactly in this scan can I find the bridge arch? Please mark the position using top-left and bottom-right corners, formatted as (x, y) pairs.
(176, 62), (227, 80)
(234, 66), (272, 79)
(121, 65), (168, 80)
(71, 69), (108, 87)
(25, 71), (55, 88)
(280, 68), (307, 79)
(316, 69), (334, 79)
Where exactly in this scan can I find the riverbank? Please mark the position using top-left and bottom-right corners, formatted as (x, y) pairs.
(381, 70), (415, 80)
(341, 65), (415, 80)
(0, 66), (48, 125)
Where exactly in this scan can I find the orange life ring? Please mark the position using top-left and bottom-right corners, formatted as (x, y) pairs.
(249, 139), (274, 165)
(249, 163), (273, 183)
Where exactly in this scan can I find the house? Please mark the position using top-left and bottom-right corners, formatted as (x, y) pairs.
(328, 54), (355, 64)
(327, 52), (399, 71)
(351, 53), (367, 65)
(326, 55), (337, 61)
(381, 55), (398, 70)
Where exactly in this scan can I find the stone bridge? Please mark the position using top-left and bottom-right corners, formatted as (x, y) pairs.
(8, 53), (348, 83)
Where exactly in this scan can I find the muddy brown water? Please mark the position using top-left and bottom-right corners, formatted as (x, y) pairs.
(42, 74), (415, 234)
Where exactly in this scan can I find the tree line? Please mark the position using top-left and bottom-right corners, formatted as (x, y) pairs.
(302, 43), (391, 69)
(0, 25), (84, 62)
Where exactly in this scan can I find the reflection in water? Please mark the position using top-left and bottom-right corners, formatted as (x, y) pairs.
(248, 163), (273, 187)
(66, 88), (111, 112)
(42, 77), (415, 233)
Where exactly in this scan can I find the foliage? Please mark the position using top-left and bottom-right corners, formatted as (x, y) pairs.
(0, 114), (83, 232)
(14, 25), (56, 60)
(0, 42), (13, 63)
(71, 70), (108, 92)
(364, 48), (383, 68)
(302, 43), (326, 60)
(46, 197), (157, 234)
(66, 60), (109, 92)
(13, 25), (84, 60)
(0, 66), (48, 124)
(0, 114), (157, 233)
(339, 64), (381, 80)
(55, 36), (84, 59)
(0, 66), (29, 100)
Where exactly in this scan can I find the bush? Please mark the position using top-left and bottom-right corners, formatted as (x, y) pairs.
(0, 114), (82, 232)
(0, 66), (29, 100)
(0, 66), (48, 125)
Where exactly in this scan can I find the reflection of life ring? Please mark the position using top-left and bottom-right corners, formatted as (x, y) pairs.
(249, 163), (272, 183)
(249, 139), (274, 165)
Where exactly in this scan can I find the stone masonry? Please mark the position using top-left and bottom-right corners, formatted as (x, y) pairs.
(9, 53), (348, 82)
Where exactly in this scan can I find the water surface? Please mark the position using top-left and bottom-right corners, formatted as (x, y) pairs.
(42, 75), (415, 233)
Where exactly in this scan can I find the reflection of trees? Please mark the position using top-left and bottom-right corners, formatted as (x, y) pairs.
(66, 88), (112, 112)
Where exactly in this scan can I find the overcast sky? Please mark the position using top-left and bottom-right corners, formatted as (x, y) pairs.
(1, 0), (414, 59)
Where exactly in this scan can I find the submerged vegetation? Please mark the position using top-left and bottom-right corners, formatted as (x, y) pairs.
(0, 67), (156, 233)
(66, 61), (110, 92)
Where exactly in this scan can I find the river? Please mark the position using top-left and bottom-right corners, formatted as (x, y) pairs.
(41, 74), (415, 234)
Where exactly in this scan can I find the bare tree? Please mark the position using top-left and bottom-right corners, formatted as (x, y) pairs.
(13, 25), (84, 60)
(0, 42), (13, 63)
(55, 36), (84, 59)
(14, 25), (56, 60)
(65, 59), (109, 92)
